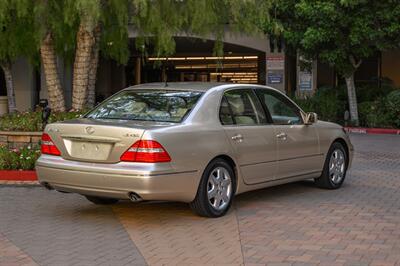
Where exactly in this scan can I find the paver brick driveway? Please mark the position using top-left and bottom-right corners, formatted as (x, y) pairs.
(0, 134), (399, 266)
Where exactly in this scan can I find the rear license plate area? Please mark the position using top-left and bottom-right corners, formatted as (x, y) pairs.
(68, 141), (113, 160)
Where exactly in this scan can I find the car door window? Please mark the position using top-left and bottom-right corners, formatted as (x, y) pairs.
(222, 89), (267, 125)
(257, 89), (303, 125)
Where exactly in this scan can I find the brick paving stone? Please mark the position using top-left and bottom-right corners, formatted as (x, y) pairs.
(0, 233), (37, 266)
(0, 134), (399, 266)
(235, 134), (400, 265)
(113, 202), (244, 265)
(0, 187), (146, 266)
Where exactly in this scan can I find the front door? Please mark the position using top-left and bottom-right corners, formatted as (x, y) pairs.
(220, 88), (278, 184)
(256, 88), (321, 180)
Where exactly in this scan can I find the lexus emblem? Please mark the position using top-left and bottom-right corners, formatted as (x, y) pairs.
(85, 126), (95, 135)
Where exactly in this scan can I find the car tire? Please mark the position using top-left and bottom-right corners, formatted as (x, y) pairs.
(190, 159), (236, 218)
(315, 142), (348, 189)
(85, 196), (119, 205)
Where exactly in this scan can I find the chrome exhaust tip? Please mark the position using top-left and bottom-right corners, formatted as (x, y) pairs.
(128, 192), (142, 202)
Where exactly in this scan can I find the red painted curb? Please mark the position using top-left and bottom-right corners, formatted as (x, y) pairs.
(344, 127), (400, 135)
(0, 170), (37, 181)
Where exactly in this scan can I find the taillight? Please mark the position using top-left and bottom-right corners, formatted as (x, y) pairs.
(120, 140), (171, 163)
(41, 133), (61, 156)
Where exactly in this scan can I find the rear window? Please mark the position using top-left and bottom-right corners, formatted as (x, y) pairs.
(85, 90), (203, 123)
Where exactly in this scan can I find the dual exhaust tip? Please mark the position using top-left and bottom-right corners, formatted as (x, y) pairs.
(41, 182), (142, 203)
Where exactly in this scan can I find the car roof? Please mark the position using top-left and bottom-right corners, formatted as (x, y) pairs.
(126, 82), (229, 92)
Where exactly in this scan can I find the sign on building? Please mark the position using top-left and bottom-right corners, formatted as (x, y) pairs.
(266, 55), (285, 90)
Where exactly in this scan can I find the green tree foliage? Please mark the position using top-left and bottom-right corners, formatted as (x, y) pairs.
(1, 1), (271, 111)
(267, 0), (400, 125)
(64, 0), (271, 110)
(131, 0), (270, 58)
(0, 0), (37, 112)
(35, 0), (79, 63)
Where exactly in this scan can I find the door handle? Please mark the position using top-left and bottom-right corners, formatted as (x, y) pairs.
(231, 134), (244, 142)
(276, 132), (287, 140)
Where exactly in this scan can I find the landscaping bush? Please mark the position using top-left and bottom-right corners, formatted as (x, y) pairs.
(0, 145), (40, 170)
(385, 90), (400, 128)
(294, 86), (347, 124)
(356, 84), (395, 103)
(0, 109), (86, 132)
(294, 85), (399, 128)
(358, 100), (393, 128)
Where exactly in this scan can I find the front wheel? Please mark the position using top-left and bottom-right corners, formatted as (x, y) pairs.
(85, 195), (119, 205)
(190, 159), (235, 217)
(315, 142), (348, 189)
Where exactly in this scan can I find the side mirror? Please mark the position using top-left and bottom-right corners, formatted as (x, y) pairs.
(305, 112), (318, 125)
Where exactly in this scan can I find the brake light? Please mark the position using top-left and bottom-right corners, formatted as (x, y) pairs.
(41, 133), (61, 156)
(120, 140), (171, 163)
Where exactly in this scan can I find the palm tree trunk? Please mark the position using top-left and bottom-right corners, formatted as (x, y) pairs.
(0, 62), (17, 113)
(72, 23), (94, 110)
(86, 25), (101, 107)
(40, 33), (66, 112)
(345, 73), (359, 126)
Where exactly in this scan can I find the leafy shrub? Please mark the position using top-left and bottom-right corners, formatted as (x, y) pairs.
(0, 145), (41, 170)
(358, 100), (392, 128)
(0, 109), (85, 132)
(295, 85), (400, 128)
(356, 84), (395, 103)
(0, 112), (42, 132)
(294, 86), (346, 124)
(385, 90), (400, 128)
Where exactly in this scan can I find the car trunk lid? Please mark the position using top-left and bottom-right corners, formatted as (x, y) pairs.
(45, 118), (174, 163)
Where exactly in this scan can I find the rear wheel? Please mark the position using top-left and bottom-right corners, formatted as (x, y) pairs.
(85, 196), (119, 205)
(315, 142), (348, 189)
(190, 159), (235, 217)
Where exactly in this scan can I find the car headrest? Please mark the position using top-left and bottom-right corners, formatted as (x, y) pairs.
(228, 96), (245, 114)
(129, 101), (147, 113)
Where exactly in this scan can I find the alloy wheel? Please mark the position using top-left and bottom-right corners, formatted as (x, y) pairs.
(329, 149), (346, 184)
(207, 167), (232, 211)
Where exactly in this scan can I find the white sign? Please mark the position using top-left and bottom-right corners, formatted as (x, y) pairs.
(298, 70), (313, 91)
(266, 55), (285, 70)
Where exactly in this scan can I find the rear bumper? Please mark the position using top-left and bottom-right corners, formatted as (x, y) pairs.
(35, 155), (200, 203)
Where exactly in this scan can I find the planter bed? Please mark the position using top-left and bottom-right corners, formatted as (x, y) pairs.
(0, 131), (42, 149)
(0, 170), (37, 181)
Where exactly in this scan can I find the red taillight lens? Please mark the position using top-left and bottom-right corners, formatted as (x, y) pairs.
(41, 133), (61, 156)
(120, 140), (171, 163)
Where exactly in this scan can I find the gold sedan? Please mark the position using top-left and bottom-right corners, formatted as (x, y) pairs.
(36, 83), (353, 217)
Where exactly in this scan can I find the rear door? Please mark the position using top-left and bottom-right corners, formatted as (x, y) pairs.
(221, 88), (278, 184)
(256, 88), (321, 180)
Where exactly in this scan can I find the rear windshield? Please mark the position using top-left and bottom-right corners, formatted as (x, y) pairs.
(85, 90), (203, 123)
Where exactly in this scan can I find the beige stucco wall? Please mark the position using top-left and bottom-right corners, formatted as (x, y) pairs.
(11, 58), (36, 111)
(382, 50), (400, 87)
